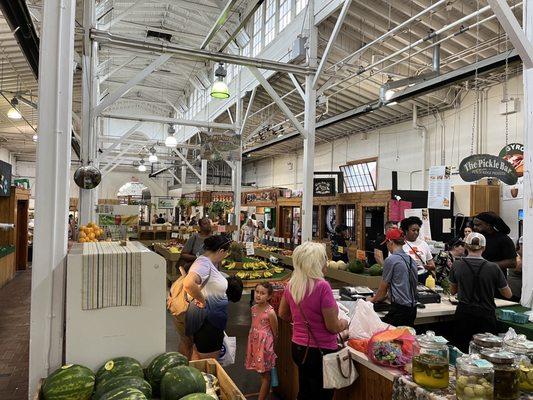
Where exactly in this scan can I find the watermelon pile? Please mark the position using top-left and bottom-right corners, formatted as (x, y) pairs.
(40, 352), (218, 400)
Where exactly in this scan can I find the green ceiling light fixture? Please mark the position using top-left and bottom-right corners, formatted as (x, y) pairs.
(7, 97), (22, 120)
(211, 62), (230, 99)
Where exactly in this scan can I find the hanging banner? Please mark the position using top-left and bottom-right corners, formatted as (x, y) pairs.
(157, 197), (176, 209)
(389, 200), (412, 222)
(200, 131), (241, 162)
(404, 208), (432, 241)
(459, 154), (518, 185)
(428, 166), (451, 210)
(499, 143), (524, 177)
(0, 160), (11, 197)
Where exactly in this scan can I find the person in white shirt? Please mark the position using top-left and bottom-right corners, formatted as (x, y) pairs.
(400, 216), (435, 282)
(241, 219), (256, 242)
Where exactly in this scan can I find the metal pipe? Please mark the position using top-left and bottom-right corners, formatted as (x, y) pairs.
(201, 0), (240, 49)
(91, 29), (313, 75)
(328, 0), (448, 72)
(101, 113), (236, 130)
(432, 36), (440, 75)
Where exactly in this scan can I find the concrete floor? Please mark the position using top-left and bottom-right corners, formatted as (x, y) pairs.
(166, 293), (282, 400)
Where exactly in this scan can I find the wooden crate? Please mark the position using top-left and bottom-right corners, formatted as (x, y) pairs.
(325, 268), (382, 289)
(190, 359), (246, 400)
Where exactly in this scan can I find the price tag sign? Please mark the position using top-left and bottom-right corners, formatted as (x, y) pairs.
(356, 250), (366, 260)
(184, 234), (190, 240)
(338, 246), (344, 254)
(171, 233), (178, 239)
(246, 242), (255, 256)
(217, 225), (226, 233)
(156, 226), (163, 231)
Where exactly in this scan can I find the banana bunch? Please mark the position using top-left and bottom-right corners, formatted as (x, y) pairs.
(242, 261), (268, 270)
(225, 262), (237, 270)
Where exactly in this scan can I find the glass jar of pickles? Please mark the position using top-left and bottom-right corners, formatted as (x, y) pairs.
(412, 331), (450, 390)
(470, 333), (503, 355)
(456, 354), (494, 400)
(503, 334), (533, 394)
(481, 351), (520, 400)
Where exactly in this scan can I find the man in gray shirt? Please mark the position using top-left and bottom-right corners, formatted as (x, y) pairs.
(181, 217), (212, 270)
(370, 228), (418, 327)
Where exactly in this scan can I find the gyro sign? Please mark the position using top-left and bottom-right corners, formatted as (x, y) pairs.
(459, 154), (518, 185)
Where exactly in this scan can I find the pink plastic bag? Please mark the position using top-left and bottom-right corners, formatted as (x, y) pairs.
(366, 327), (416, 368)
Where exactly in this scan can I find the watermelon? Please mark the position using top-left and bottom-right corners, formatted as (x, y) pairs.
(145, 352), (188, 394)
(95, 357), (144, 386)
(97, 387), (147, 400)
(93, 375), (151, 400)
(42, 364), (95, 400)
(368, 264), (383, 276)
(180, 394), (216, 400)
(160, 366), (206, 400)
(348, 259), (365, 274)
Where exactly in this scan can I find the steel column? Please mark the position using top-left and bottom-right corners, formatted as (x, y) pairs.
(301, 0), (318, 242)
(233, 70), (243, 239)
(201, 159), (208, 190)
(29, 0), (76, 396)
(522, 0), (533, 307)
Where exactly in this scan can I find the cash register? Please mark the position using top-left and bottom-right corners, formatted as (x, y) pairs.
(417, 285), (441, 304)
(340, 286), (374, 301)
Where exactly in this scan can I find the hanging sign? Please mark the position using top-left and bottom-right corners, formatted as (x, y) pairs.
(458, 154), (518, 185)
(428, 166), (451, 210)
(157, 197), (176, 209)
(499, 143), (524, 177)
(313, 178), (336, 196)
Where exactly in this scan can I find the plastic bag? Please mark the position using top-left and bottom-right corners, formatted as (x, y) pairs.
(217, 333), (236, 366)
(349, 299), (389, 339)
(367, 327), (416, 368)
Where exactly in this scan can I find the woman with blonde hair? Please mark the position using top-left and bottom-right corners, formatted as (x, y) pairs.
(279, 242), (348, 400)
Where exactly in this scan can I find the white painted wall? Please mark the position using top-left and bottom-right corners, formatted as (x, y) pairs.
(244, 76), (525, 240)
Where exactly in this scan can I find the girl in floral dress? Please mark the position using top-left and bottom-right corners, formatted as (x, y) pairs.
(245, 282), (278, 400)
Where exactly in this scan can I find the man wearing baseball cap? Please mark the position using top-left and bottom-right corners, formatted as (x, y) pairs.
(449, 232), (512, 352)
(369, 228), (419, 327)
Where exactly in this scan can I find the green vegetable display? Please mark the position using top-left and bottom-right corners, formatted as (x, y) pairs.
(42, 364), (95, 400)
(368, 264), (383, 276)
(180, 394), (216, 400)
(145, 352), (189, 396)
(97, 387), (147, 400)
(95, 357), (144, 387)
(93, 375), (151, 400)
(348, 259), (366, 273)
(160, 366), (206, 400)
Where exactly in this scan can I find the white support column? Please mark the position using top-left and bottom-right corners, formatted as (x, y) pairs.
(234, 72), (243, 239)
(181, 165), (187, 185)
(79, 0), (99, 226)
(301, 0), (318, 242)
(201, 159), (208, 191)
(521, 1), (533, 307)
(29, 0), (76, 397)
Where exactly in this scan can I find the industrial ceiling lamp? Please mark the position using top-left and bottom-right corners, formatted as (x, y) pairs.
(32, 134), (38, 142)
(148, 147), (158, 163)
(7, 98), (22, 120)
(210, 62), (230, 99)
(165, 124), (177, 147)
(138, 159), (147, 172)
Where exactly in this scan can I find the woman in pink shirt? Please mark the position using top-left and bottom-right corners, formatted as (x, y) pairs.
(279, 242), (348, 400)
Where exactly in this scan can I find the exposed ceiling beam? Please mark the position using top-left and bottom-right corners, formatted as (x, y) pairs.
(200, 0), (239, 49)
(102, 113), (236, 130)
(101, 0), (147, 30)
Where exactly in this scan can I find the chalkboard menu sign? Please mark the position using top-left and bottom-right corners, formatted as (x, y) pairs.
(0, 160), (11, 197)
(313, 178), (336, 196)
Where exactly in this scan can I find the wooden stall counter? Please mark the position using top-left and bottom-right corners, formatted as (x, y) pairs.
(0, 246), (16, 288)
(276, 318), (397, 400)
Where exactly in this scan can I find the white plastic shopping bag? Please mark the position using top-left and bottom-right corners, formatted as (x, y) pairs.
(348, 299), (388, 339)
(217, 333), (236, 366)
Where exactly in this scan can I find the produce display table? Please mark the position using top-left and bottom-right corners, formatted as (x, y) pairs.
(254, 247), (293, 268)
(497, 305), (533, 340)
(153, 243), (182, 282)
(326, 267), (382, 289)
(189, 359), (246, 400)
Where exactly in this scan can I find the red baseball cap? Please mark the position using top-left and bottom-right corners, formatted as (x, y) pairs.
(381, 228), (404, 244)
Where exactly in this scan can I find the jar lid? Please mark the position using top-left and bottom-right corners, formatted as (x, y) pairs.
(472, 333), (503, 348)
(417, 330), (449, 348)
(457, 354), (494, 371)
(504, 335), (533, 355)
(481, 350), (517, 364)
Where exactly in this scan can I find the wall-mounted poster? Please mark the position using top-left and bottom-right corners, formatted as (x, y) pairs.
(0, 160), (12, 197)
(157, 197), (176, 209)
(200, 131), (241, 162)
(404, 208), (432, 241)
(459, 154), (518, 185)
(313, 178), (336, 196)
(428, 166), (451, 210)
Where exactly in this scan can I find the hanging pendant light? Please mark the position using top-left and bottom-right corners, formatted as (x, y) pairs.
(165, 124), (177, 147)
(148, 147), (158, 163)
(7, 98), (22, 120)
(32, 134), (38, 142)
(138, 159), (147, 172)
(210, 62), (230, 99)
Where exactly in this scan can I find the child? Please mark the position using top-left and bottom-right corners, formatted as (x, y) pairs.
(245, 282), (278, 400)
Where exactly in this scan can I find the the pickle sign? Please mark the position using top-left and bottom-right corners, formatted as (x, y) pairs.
(459, 154), (518, 185)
